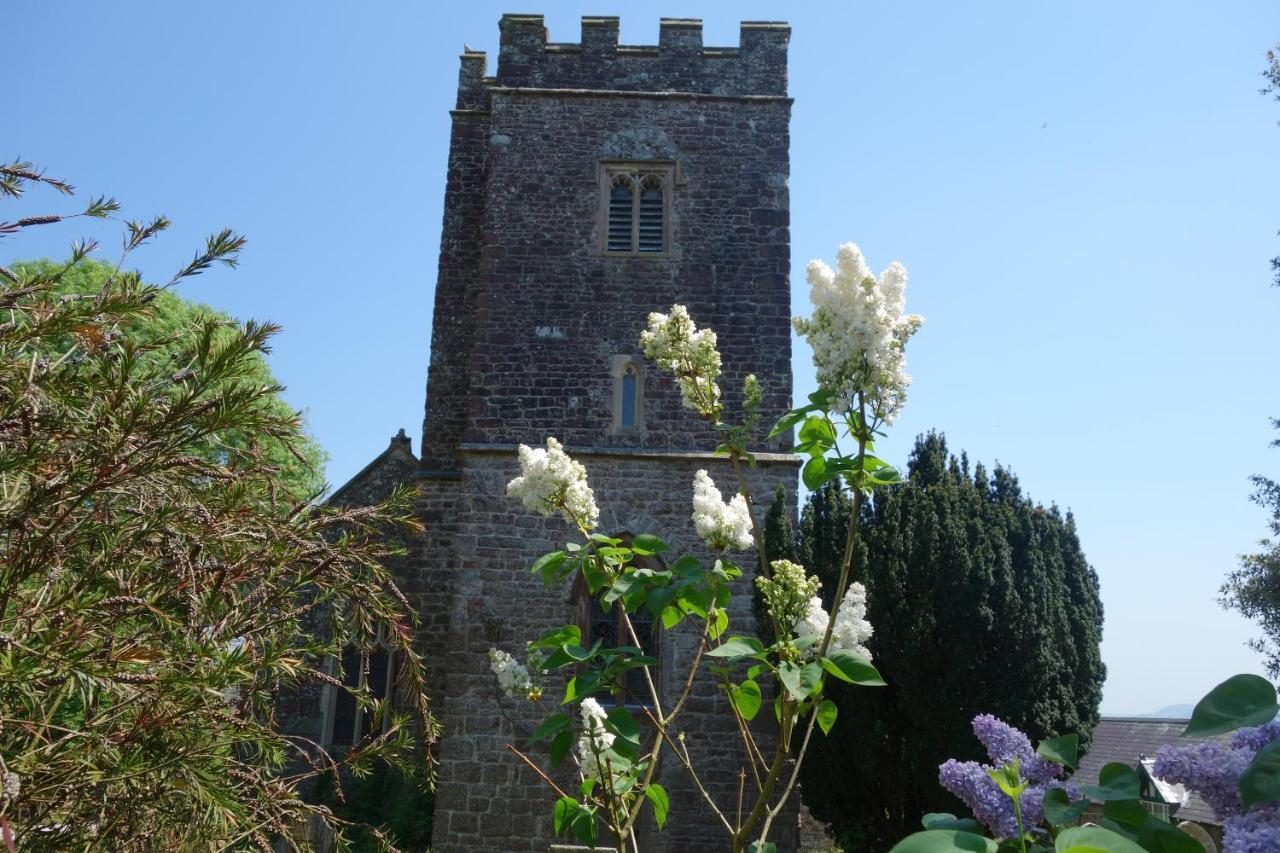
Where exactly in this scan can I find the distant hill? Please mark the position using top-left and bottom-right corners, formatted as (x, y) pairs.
(1134, 703), (1194, 719)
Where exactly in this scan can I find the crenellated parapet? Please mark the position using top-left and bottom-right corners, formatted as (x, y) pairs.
(455, 14), (789, 109)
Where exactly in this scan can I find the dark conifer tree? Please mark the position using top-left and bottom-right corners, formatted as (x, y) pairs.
(771, 432), (1105, 850)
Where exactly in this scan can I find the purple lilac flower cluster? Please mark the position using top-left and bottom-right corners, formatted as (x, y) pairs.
(1223, 805), (1280, 853)
(1153, 722), (1280, 852)
(937, 715), (1078, 840)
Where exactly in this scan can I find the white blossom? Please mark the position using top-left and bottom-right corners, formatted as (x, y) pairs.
(1, 770), (18, 806)
(506, 437), (599, 531)
(639, 305), (722, 417)
(798, 582), (874, 661)
(577, 697), (616, 783)
(756, 559), (822, 636)
(488, 647), (538, 701)
(691, 469), (755, 552)
(793, 243), (923, 423)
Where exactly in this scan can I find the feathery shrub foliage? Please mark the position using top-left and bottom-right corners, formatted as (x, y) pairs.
(0, 161), (433, 851)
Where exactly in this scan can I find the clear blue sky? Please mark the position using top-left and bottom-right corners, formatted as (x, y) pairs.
(7, 1), (1280, 716)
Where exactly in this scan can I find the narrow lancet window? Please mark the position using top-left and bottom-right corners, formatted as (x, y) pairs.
(621, 365), (637, 428)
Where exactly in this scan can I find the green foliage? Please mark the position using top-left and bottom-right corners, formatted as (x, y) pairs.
(796, 433), (1105, 851)
(13, 257), (328, 500)
(1183, 673), (1279, 736)
(889, 829), (998, 853)
(308, 761), (434, 852)
(0, 165), (432, 850)
(755, 486), (798, 645)
(1263, 46), (1280, 286)
(1036, 734), (1079, 770)
(1220, 420), (1280, 675)
(1053, 826), (1148, 853)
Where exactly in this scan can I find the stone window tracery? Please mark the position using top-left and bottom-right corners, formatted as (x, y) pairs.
(599, 163), (674, 256)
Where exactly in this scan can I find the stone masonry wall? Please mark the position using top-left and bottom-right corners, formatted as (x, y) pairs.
(464, 88), (791, 455)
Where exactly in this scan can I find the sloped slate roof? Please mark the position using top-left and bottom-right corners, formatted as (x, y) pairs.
(1072, 717), (1225, 826)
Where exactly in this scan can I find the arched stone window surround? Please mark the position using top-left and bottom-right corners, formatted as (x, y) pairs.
(598, 161), (676, 257)
(610, 355), (645, 433)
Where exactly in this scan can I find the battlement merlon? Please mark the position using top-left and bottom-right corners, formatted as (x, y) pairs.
(455, 15), (790, 105)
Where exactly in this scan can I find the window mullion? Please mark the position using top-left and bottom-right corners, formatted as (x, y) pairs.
(631, 174), (641, 254)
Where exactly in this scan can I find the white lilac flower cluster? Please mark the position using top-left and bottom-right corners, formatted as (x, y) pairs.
(756, 559), (822, 635)
(506, 437), (599, 532)
(639, 304), (722, 418)
(792, 243), (923, 423)
(798, 582), (874, 660)
(691, 469), (754, 552)
(0, 769), (18, 807)
(577, 697), (616, 783)
(487, 647), (539, 701)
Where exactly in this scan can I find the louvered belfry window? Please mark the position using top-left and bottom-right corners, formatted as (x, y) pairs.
(601, 164), (673, 256)
(608, 176), (635, 252)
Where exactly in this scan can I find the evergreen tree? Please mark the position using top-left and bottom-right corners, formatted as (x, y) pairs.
(782, 433), (1104, 850)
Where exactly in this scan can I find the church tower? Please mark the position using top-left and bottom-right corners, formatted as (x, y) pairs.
(414, 15), (797, 851)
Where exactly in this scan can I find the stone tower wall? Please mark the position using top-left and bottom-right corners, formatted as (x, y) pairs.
(415, 15), (799, 852)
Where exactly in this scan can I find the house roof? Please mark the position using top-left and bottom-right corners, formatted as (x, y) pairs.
(1072, 717), (1226, 826)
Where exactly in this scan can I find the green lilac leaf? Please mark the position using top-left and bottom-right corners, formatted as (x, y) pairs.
(1183, 674), (1279, 737)
(706, 636), (765, 659)
(549, 730), (574, 767)
(571, 808), (598, 847)
(605, 707), (641, 757)
(644, 783), (669, 829)
(527, 713), (570, 746)
(632, 533), (668, 555)
(921, 813), (983, 834)
(1055, 825), (1150, 853)
(802, 456), (828, 489)
(1042, 788), (1090, 827)
(1037, 733), (1079, 770)
(553, 796), (578, 835)
(732, 680), (762, 721)
(817, 698), (838, 735)
(1081, 763), (1140, 802)
(531, 624), (581, 649)
(1240, 737), (1280, 809)
(820, 649), (886, 686)
(888, 830), (999, 853)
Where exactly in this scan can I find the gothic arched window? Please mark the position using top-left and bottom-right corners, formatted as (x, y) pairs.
(600, 163), (674, 257)
(323, 630), (396, 749)
(611, 356), (644, 432)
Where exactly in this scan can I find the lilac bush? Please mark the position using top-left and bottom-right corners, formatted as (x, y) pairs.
(1154, 722), (1280, 851)
(937, 715), (1077, 840)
